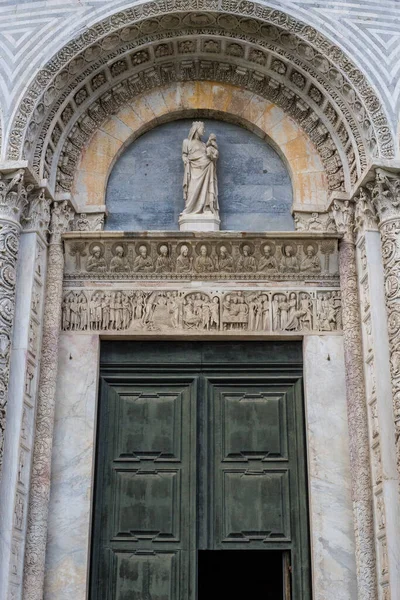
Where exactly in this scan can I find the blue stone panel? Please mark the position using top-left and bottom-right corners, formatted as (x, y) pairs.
(105, 119), (294, 231)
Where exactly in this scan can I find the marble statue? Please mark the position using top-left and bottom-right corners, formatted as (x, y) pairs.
(181, 122), (219, 217)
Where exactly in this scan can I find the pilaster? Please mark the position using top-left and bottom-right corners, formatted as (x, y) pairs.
(0, 171), (32, 480)
(331, 199), (378, 599)
(23, 201), (74, 600)
(354, 185), (400, 600)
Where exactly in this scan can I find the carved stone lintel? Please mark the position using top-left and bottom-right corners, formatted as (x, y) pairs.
(23, 202), (73, 599)
(61, 287), (342, 335)
(63, 234), (340, 281)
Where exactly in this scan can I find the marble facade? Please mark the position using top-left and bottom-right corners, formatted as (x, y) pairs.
(0, 2), (399, 599)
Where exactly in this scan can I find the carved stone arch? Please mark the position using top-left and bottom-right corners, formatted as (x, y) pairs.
(6, 0), (394, 199)
(72, 81), (328, 211)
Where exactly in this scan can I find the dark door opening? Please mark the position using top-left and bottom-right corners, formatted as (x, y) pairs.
(198, 551), (287, 599)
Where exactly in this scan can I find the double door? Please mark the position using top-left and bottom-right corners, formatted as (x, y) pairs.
(90, 341), (310, 599)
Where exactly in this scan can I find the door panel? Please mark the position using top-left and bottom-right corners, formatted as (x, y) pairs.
(91, 379), (197, 600)
(91, 342), (310, 600)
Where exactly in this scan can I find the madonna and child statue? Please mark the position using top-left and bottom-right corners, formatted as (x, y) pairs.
(179, 121), (221, 231)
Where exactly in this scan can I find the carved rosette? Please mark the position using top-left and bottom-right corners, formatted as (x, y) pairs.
(331, 200), (377, 598)
(0, 171), (33, 480)
(23, 201), (74, 600)
(371, 169), (400, 471)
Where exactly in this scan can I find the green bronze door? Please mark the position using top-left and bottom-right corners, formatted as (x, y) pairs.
(91, 341), (310, 599)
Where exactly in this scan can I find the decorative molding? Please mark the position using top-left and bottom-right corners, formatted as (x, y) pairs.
(23, 201), (72, 600)
(6, 1), (394, 197)
(52, 55), (347, 194)
(48, 200), (74, 244)
(371, 168), (400, 225)
(354, 187), (378, 235)
(61, 287), (342, 335)
(72, 212), (104, 232)
(0, 170), (31, 226)
(294, 211), (336, 232)
(63, 234), (339, 282)
(331, 199), (355, 243)
(334, 205), (378, 598)
(0, 169), (35, 481)
(21, 188), (51, 235)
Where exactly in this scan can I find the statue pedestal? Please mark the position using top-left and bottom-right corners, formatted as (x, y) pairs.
(179, 213), (220, 232)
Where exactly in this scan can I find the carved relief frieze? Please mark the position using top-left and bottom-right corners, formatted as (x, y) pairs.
(63, 234), (339, 282)
(61, 287), (342, 335)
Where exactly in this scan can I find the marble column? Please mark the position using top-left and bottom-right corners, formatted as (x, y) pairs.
(354, 186), (400, 600)
(0, 189), (51, 600)
(23, 201), (74, 600)
(0, 170), (31, 481)
(331, 200), (377, 599)
(370, 169), (400, 478)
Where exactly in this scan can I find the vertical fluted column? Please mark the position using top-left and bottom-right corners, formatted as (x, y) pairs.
(23, 201), (73, 600)
(0, 170), (31, 480)
(371, 169), (400, 475)
(332, 200), (377, 599)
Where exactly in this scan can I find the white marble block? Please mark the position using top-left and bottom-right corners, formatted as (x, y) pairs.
(179, 212), (220, 231)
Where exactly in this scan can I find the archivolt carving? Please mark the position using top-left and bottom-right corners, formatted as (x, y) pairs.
(61, 287), (342, 335)
(63, 234), (339, 282)
(8, 0), (393, 196)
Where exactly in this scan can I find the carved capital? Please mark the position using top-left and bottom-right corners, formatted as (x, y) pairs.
(49, 201), (74, 244)
(0, 170), (33, 226)
(371, 168), (400, 225)
(330, 199), (355, 243)
(21, 188), (51, 235)
(353, 186), (378, 234)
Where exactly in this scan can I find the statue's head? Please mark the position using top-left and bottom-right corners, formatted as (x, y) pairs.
(306, 245), (314, 256)
(200, 245), (207, 256)
(220, 245), (227, 256)
(92, 246), (101, 258)
(263, 245), (271, 256)
(159, 245), (168, 256)
(243, 245), (250, 256)
(139, 245), (147, 257)
(188, 121), (205, 140)
(181, 245), (188, 257)
(115, 245), (124, 257)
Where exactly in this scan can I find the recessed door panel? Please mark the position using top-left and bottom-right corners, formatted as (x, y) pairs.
(91, 380), (196, 600)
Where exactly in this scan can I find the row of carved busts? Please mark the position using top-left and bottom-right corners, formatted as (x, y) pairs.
(61, 288), (342, 333)
(64, 238), (338, 277)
